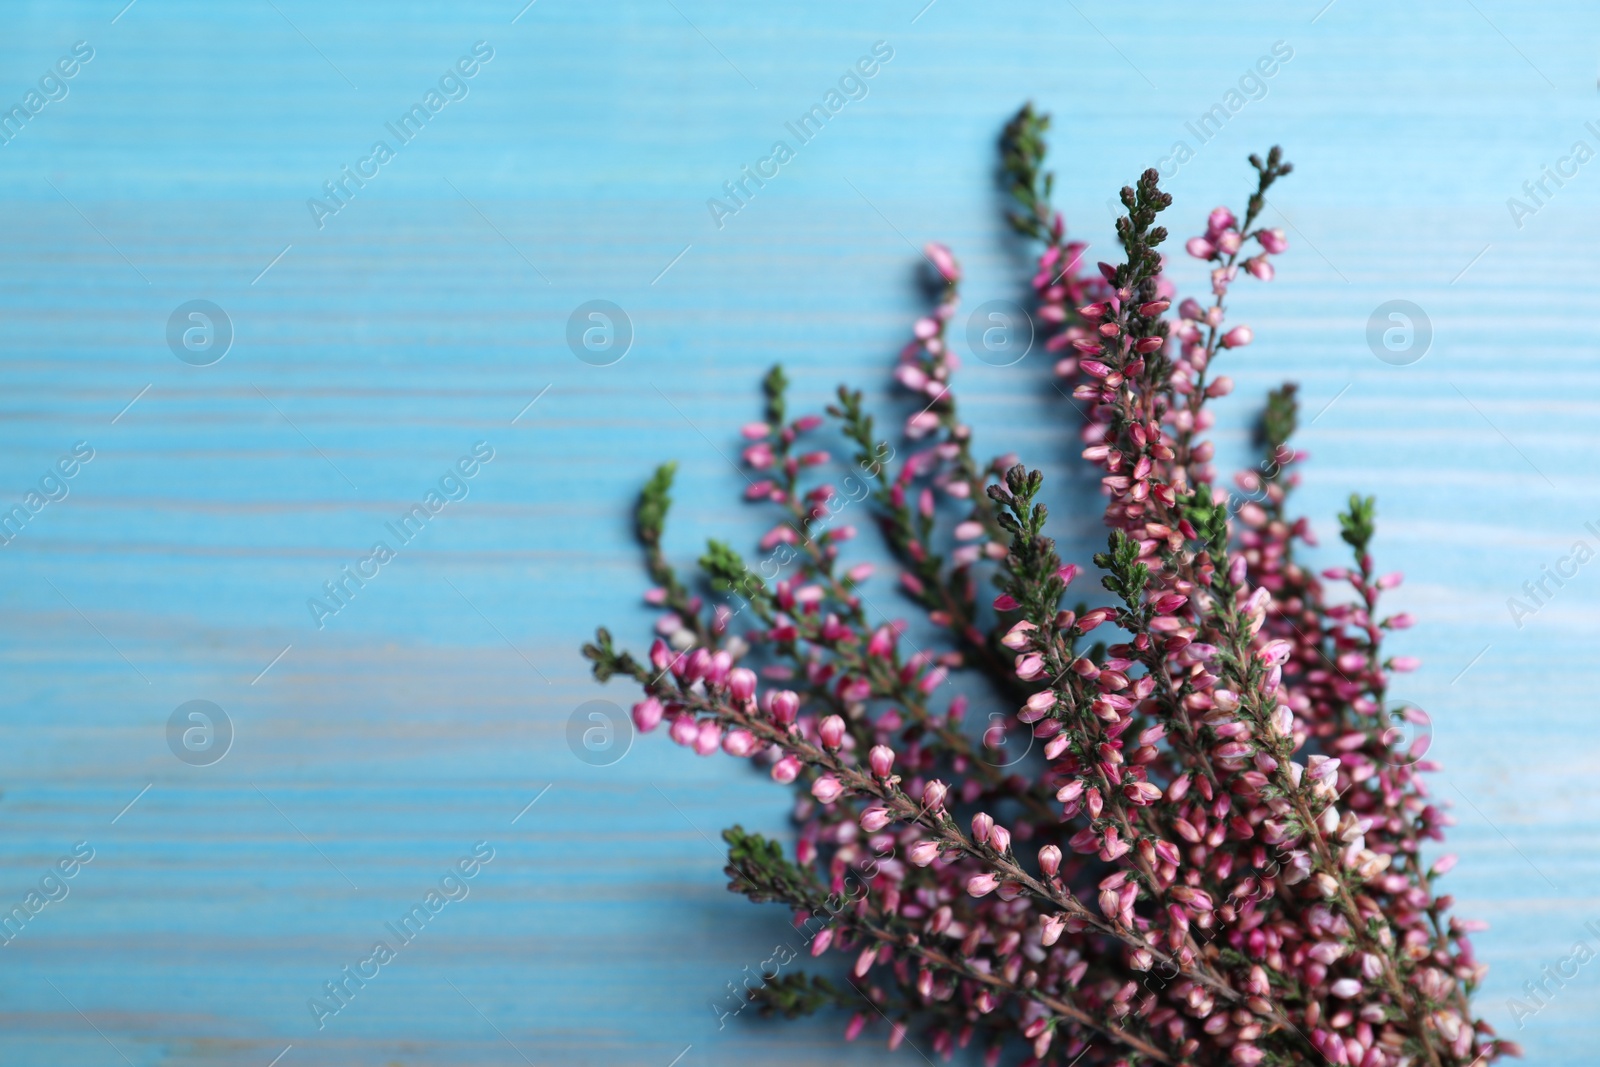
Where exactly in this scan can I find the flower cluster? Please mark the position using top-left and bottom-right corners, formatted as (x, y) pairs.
(584, 105), (1511, 1067)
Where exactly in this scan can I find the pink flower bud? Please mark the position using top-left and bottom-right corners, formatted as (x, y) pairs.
(909, 840), (940, 866)
(971, 812), (994, 845)
(1330, 978), (1362, 998)
(1000, 620), (1037, 650)
(694, 719), (722, 755)
(1306, 754), (1341, 782)
(1186, 236), (1216, 259)
(1041, 913), (1065, 946)
(1022, 689), (1056, 717)
(1221, 325), (1253, 349)
(812, 775), (844, 803)
(860, 806), (891, 832)
(669, 716), (699, 747)
(1014, 654), (1044, 681)
(1038, 845), (1062, 877)
(771, 755), (801, 783)
(722, 728), (757, 757)
(728, 667), (757, 704)
(989, 824), (1011, 853)
(767, 689), (800, 725)
(922, 779), (948, 810)
(868, 745), (895, 778)
(1258, 639), (1293, 666)
(924, 242), (961, 283)
(818, 714), (847, 750)
(631, 698), (664, 733)
(1258, 228), (1289, 254)
(967, 873), (999, 897)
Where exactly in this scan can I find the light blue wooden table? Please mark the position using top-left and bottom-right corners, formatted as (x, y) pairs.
(2, 0), (1597, 1063)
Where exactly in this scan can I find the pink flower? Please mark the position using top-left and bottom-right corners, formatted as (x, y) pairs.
(669, 716), (698, 747)
(770, 756), (801, 784)
(1258, 227), (1289, 253)
(860, 806), (891, 832)
(868, 745), (895, 778)
(1000, 620), (1036, 650)
(1221, 325), (1253, 348)
(767, 689), (800, 725)
(631, 698), (663, 733)
(811, 775), (844, 803)
(818, 714), (846, 750)
(1258, 638), (1293, 666)
(728, 667), (757, 704)
(1038, 845), (1061, 877)
(908, 840), (940, 867)
(971, 812), (994, 845)
(722, 728), (757, 757)
(967, 873), (999, 897)
(924, 242), (961, 283)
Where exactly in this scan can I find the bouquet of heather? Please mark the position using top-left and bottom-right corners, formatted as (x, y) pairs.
(584, 105), (1514, 1067)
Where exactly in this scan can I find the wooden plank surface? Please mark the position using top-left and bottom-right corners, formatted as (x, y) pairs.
(1, 0), (1598, 1063)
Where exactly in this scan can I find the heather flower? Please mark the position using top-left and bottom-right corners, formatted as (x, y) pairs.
(581, 109), (1503, 1067)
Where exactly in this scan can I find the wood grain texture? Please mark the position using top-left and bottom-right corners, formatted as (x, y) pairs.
(1, 0), (1597, 1063)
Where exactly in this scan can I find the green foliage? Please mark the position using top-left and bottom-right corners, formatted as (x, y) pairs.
(581, 627), (640, 684)
(748, 972), (848, 1019)
(1094, 530), (1149, 608)
(1179, 487), (1231, 560)
(1339, 493), (1377, 556)
(764, 364), (789, 428)
(1256, 383), (1299, 459)
(988, 464), (1067, 625)
(700, 539), (764, 600)
(723, 825), (817, 906)
(828, 385), (889, 492)
(1244, 146), (1294, 232)
(1000, 103), (1054, 241)
(636, 462), (677, 548)
(1111, 167), (1173, 292)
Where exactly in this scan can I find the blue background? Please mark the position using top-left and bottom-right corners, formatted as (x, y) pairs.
(2, 0), (1597, 1064)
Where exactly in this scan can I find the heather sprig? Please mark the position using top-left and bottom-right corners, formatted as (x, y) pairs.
(582, 106), (1511, 1067)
